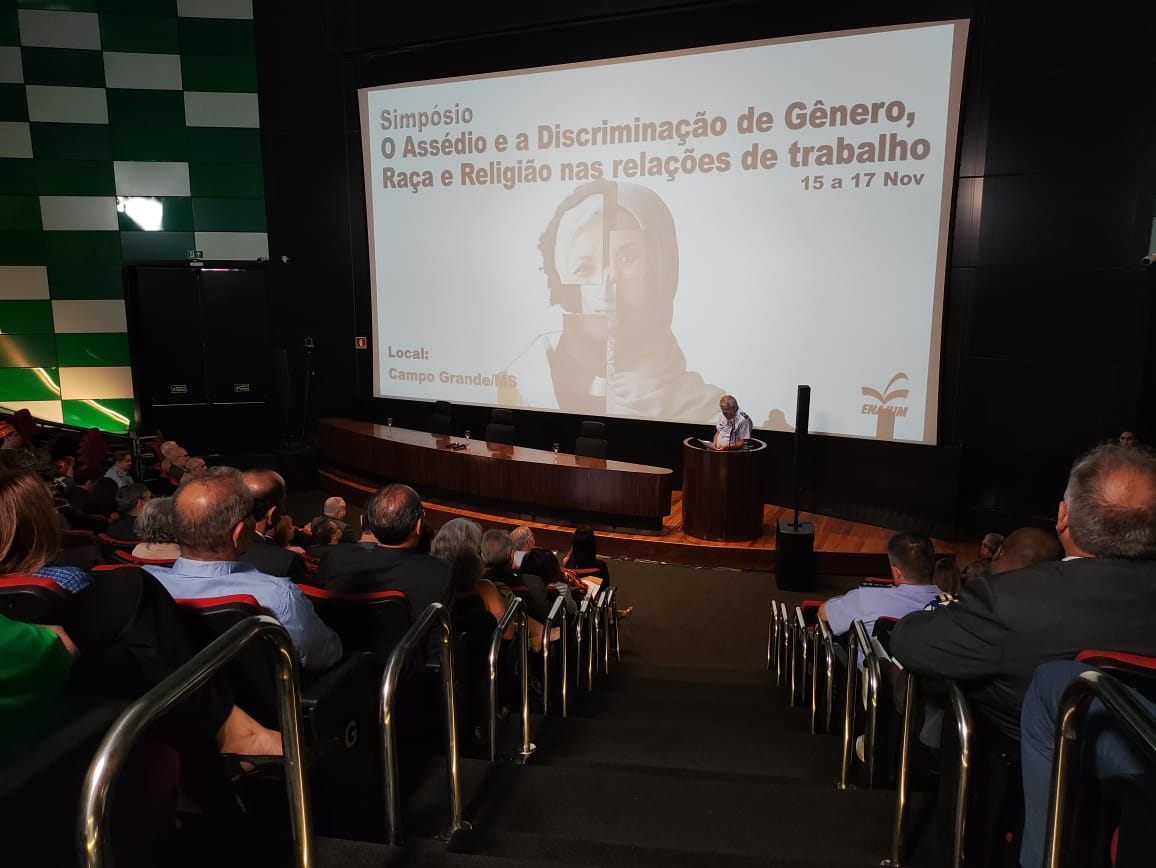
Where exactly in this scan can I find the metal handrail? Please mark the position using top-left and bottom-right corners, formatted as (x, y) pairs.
(818, 619), (834, 733)
(380, 602), (463, 846)
(768, 598), (779, 673)
(602, 586), (615, 674)
(787, 607), (797, 703)
(839, 619), (882, 788)
(611, 587), (621, 663)
(889, 675), (974, 868)
(487, 596), (534, 762)
(541, 595), (569, 717)
(575, 596), (591, 692)
(890, 672), (917, 867)
(1044, 670), (1156, 868)
(779, 602), (790, 687)
(793, 606), (808, 707)
(78, 615), (311, 868)
(586, 593), (598, 691)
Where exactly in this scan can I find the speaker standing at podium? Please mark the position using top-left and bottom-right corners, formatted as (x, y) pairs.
(712, 395), (752, 450)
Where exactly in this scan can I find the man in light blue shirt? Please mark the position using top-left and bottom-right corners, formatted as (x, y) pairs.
(145, 466), (342, 672)
(103, 450), (134, 488)
(712, 394), (752, 450)
(819, 531), (944, 638)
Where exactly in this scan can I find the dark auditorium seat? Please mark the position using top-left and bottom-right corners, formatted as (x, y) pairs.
(173, 594), (381, 839)
(575, 419), (607, 459)
(0, 576), (68, 622)
(485, 408), (515, 445)
(297, 584), (412, 665)
(429, 400), (453, 436)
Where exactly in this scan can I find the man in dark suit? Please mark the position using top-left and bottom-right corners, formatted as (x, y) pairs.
(106, 483), (151, 541)
(238, 469), (307, 584)
(318, 483), (452, 616)
(891, 442), (1156, 742)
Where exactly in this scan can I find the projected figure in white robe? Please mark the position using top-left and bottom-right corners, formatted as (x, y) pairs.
(499, 180), (724, 422)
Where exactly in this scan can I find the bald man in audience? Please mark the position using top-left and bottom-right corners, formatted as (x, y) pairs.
(144, 467), (341, 671)
(318, 483), (453, 616)
(891, 443), (1156, 741)
(312, 496), (357, 543)
(989, 527), (1064, 574)
(239, 469), (308, 584)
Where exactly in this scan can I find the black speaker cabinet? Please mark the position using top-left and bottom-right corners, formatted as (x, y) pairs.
(776, 518), (816, 591)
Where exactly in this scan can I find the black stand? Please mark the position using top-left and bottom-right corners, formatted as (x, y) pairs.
(777, 384), (816, 590)
(776, 518), (816, 590)
(300, 336), (314, 444)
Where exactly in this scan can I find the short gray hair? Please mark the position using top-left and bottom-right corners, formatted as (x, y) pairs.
(135, 496), (175, 544)
(431, 518), (483, 592)
(719, 395), (738, 412)
(1064, 443), (1156, 558)
(510, 526), (534, 551)
(431, 517), (482, 562)
(172, 466), (253, 553)
(481, 529), (515, 568)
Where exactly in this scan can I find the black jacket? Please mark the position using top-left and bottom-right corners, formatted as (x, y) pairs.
(890, 557), (1156, 741)
(320, 542), (453, 618)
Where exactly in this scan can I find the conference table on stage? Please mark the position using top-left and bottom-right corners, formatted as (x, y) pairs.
(316, 418), (674, 527)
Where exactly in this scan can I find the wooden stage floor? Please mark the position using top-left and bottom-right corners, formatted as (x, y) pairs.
(322, 469), (975, 575)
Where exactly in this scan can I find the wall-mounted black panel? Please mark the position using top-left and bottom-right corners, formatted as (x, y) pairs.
(130, 267), (206, 406)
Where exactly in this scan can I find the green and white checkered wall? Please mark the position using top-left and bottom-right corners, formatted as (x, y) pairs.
(0, 0), (266, 433)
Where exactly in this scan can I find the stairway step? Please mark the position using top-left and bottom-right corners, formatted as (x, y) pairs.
(471, 762), (894, 863)
(451, 828), (881, 868)
(609, 663), (775, 687)
(315, 836), (585, 868)
(533, 718), (841, 782)
(573, 688), (813, 733)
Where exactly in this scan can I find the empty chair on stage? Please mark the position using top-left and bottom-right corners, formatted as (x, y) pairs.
(485, 408), (515, 445)
(575, 420), (607, 459)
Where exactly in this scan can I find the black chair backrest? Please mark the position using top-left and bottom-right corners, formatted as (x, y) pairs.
(490, 408), (513, 425)
(1076, 650), (1156, 702)
(871, 616), (898, 655)
(485, 422), (515, 445)
(298, 585), (412, 665)
(430, 400), (452, 435)
(580, 420), (605, 438)
(574, 436), (607, 459)
(0, 576), (68, 623)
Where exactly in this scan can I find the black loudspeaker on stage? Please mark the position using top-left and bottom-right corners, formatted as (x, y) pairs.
(776, 385), (816, 590)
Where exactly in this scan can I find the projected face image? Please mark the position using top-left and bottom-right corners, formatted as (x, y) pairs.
(559, 210), (649, 322)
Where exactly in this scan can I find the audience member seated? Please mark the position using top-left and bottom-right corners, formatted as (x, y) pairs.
(144, 467), (342, 672)
(1, 469), (91, 593)
(311, 496), (358, 543)
(562, 526), (611, 585)
(318, 483), (453, 616)
(1019, 660), (1156, 868)
(961, 557), (991, 585)
(481, 529), (550, 622)
(1120, 430), (1139, 447)
(130, 497), (182, 562)
(237, 469), (307, 583)
(819, 532), (944, 638)
(106, 482), (151, 541)
(510, 525), (535, 567)
(891, 443), (1156, 742)
(185, 456), (207, 475)
(988, 526), (1064, 575)
(521, 547), (579, 615)
(979, 532), (1005, 559)
(0, 613), (75, 762)
(159, 440), (190, 483)
(87, 475), (120, 519)
(306, 517), (343, 560)
(63, 465), (103, 516)
(431, 519), (554, 651)
(271, 513), (305, 555)
(103, 448), (134, 488)
(931, 556), (961, 597)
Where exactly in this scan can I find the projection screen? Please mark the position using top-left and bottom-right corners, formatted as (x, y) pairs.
(359, 20), (969, 444)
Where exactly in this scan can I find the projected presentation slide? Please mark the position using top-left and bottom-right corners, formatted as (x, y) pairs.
(359, 21), (968, 444)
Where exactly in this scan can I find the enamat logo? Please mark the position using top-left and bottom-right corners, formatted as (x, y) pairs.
(860, 372), (909, 440)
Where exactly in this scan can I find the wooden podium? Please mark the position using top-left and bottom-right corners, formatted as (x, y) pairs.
(681, 437), (767, 541)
